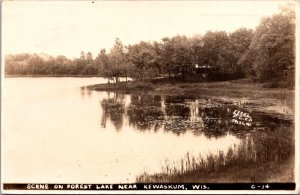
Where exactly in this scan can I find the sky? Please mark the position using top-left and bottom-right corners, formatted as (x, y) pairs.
(1, 0), (294, 59)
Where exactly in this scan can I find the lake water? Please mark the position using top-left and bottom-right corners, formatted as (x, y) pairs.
(2, 77), (292, 183)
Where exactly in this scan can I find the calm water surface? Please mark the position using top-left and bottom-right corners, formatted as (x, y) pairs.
(3, 77), (289, 183)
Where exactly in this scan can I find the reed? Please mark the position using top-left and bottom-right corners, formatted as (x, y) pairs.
(136, 125), (294, 183)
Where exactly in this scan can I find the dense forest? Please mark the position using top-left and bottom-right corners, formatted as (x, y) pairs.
(5, 6), (295, 87)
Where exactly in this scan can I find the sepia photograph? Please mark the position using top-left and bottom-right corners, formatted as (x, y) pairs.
(1, 0), (299, 193)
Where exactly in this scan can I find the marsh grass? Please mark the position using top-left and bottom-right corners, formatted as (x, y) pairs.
(136, 125), (294, 183)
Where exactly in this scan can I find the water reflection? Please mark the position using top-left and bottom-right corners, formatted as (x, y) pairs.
(98, 92), (291, 138)
(100, 92), (126, 130)
(3, 78), (293, 183)
(80, 86), (92, 98)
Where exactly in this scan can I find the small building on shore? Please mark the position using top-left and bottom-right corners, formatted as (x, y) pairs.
(194, 64), (214, 79)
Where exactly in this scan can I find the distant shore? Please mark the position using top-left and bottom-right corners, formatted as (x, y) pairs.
(4, 74), (99, 78)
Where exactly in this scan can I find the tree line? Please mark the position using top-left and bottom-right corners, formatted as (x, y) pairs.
(5, 6), (295, 87)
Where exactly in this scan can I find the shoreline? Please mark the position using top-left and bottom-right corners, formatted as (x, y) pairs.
(4, 74), (99, 78)
(88, 79), (294, 100)
(88, 79), (295, 119)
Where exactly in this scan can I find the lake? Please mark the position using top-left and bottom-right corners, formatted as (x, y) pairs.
(2, 77), (294, 183)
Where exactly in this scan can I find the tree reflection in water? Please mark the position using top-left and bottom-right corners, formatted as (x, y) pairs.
(100, 92), (125, 131)
(99, 92), (291, 138)
(127, 95), (164, 131)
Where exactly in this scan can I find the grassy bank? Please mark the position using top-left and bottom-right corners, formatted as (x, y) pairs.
(136, 124), (295, 183)
(136, 156), (294, 183)
(89, 78), (294, 99)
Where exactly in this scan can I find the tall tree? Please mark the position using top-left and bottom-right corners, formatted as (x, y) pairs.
(199, 31), (230, 74)
(127, 41), (160, 80)
(170, 35), (192, 77)
(248, 5), (295, 86)
(95, 49), (109, 75)
(82, 52), (96, 75)
(228, 28), (253, 75)
(101, 38), (127, 82)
